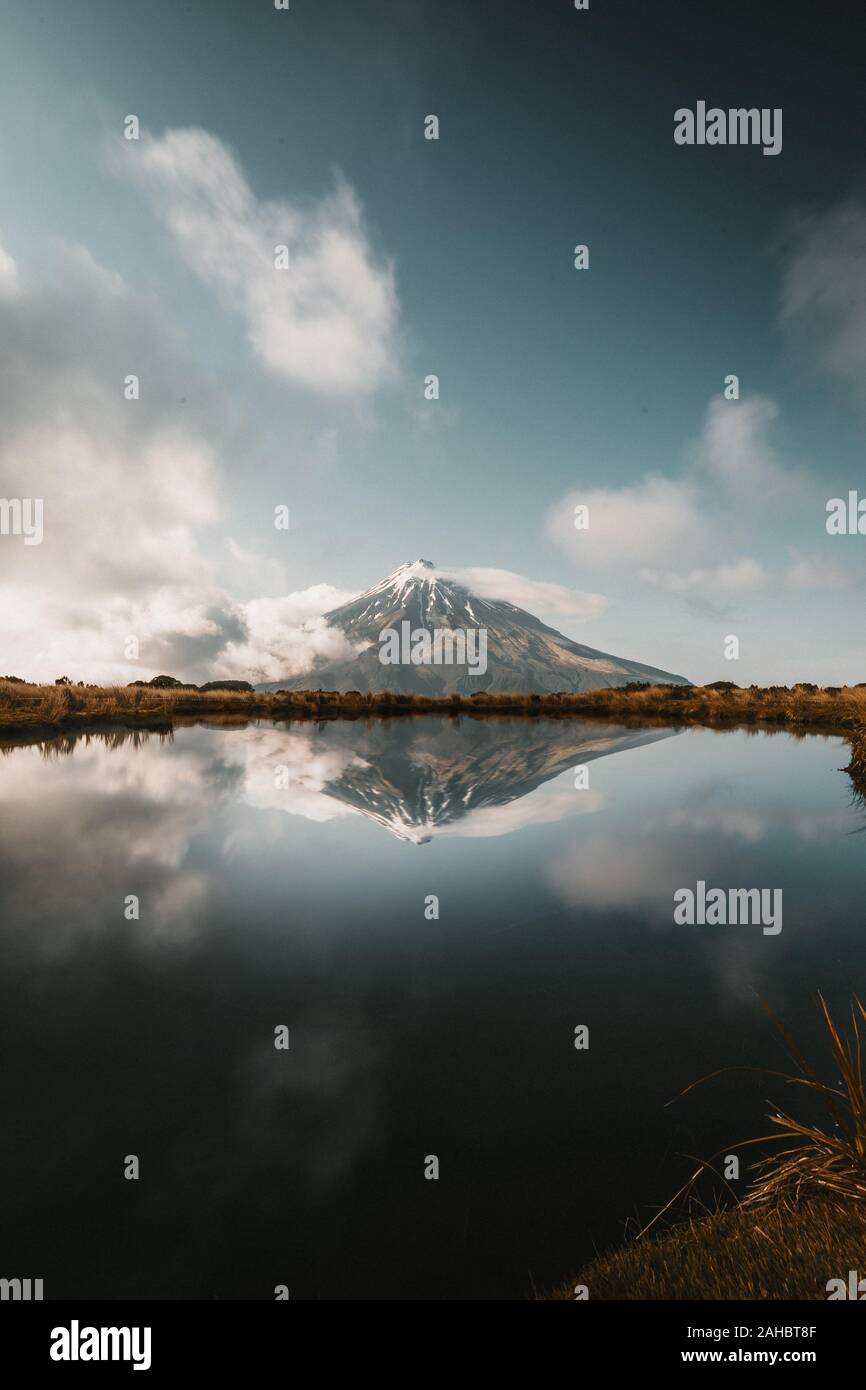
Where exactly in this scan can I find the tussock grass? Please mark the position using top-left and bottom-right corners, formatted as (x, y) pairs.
(547, 997), (866, 1300)
(3, 678), (866, 734)
(654, 996), (866, 1220)
(743, 996), (866, 1210)
(547, 1198), (866, 1300)
(4, 681), (866, 799)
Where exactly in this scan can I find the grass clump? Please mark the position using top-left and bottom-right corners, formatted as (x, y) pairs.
(547, 1197), (866, 1300)
(742, 997), (866, 1211)
(546, 997), (866, 1300)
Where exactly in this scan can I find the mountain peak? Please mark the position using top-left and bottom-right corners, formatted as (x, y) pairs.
(266, 560), (691, 695)
(370, 559), (439, 593)
(395, 558), (435, 573)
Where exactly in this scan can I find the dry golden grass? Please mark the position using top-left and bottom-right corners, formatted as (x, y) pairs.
(845, 723), (866, 786)
(546, 1197), (866, 1299)
(546, 997), (866, 1300)
(3, 677), (866, 733)
(4, 681), (866, 802)
(651, 996), (866, 1220)
(742, 997), (866, 1210)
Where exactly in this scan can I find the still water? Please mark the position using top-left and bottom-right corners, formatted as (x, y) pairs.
(0, 717), (862, 1299)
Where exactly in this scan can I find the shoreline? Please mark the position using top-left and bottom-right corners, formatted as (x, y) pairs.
(2, 679), (866, 736)
(4, 680), (865, 793)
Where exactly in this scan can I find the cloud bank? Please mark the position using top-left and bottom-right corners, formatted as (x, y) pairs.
(0, 235), (247, 683)
(0, 231), (363, 686)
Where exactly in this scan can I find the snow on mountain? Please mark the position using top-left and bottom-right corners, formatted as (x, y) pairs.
(257, 559), (690, 694)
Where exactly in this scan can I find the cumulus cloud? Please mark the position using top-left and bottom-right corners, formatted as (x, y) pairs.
(433, 565), (608, 623)
(0, 240), (249, 683)
(215, 585), (361, 685)
(0, 232), (364, 688)
(121, 127), (399, 397)
(691, 394), (797, 497)
(547, 474), (708, 573)
(547, 393), (828, 600)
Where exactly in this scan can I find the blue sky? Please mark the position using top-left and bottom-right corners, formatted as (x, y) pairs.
(1, 0), (865, 684)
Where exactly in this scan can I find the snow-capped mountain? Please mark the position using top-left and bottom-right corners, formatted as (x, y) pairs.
(259, 559), (689, 694)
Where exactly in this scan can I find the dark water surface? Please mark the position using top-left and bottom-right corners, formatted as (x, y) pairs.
(0, 717), (862, 1299)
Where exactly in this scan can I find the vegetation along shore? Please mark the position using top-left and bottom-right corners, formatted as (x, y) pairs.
(2, 675), (866, 771)
(545, 998), (866, 1300)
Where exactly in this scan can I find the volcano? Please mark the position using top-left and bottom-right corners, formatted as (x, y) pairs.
(258, 560), (689, 694)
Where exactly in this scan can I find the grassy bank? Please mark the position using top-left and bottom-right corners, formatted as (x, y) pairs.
(4, 680), (866, 797)
(3, 677), (866, 736)
(546, 998), (866, 1300)
(546, 1198), (866, 1299)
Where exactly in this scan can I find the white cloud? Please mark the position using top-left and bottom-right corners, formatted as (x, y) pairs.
(548, 394), (825, 599)
(692, 394), (796, 496)
(547, 473), (710, 572)
(642, 557), (767, 594)
(0, 242), (243, 684)
(0, 240), (365, 688)
(434, 565), (607, 623)
(215, 585), (361, 685)
(122, 127), (399, 397)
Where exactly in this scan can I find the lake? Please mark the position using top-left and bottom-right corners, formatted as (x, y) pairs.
(0, 717), (861, 1299)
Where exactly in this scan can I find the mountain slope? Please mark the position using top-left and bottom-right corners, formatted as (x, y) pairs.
(259, 560), (690, 694)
